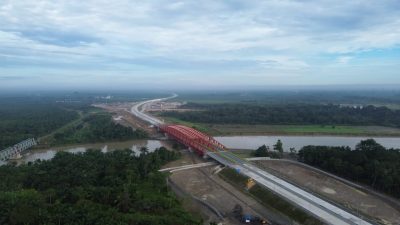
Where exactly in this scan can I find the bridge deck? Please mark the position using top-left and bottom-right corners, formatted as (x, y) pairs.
(0, 138), (37, 161)
(160, 123), (372, 225)
(160, 124), (227, 156)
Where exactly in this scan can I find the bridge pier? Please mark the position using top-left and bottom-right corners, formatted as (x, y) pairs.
(9, 152), (22, 160)
(0, 138), (37, 162)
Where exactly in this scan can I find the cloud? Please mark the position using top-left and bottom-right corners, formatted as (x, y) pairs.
(0, 0), (399, 88)
(0, 75), (26, 80)
(337, 56), (353, 64)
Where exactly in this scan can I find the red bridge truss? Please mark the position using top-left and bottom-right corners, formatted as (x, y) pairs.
(160, 124), (227, 156)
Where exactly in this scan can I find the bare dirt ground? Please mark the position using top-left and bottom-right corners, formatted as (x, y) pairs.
(166, 151), (292, 225)
(145, 101), (194, 112)
(93, 102), (160, 136)
(255, 160), (400, 225)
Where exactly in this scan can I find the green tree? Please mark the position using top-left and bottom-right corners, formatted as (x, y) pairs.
(0, 148), (200, 225)
(355, 139), (385, 151)
(274, 139), (283, 155)
(254, 145), (269, 157)
(298, 140), (400, 198)
(289, 147), (297, 157)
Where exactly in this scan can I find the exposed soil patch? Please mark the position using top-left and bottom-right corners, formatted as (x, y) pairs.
(255, 160), (400, 225)
(167, 151), (291, 225)
(94, 102), (159, 136)
(321, 187), (336, 195)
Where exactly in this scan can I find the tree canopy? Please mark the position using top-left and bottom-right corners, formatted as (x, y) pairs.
(0, 102), (78, 149)
(51, 114), (148, 145)
(0, 148), (201, 225)
(162, 103), (400, 127)
(253, 144), (281, 158)
(298, 139), (400, 198)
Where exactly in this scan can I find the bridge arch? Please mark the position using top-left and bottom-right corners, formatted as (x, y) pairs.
(160, 125), (227, 156)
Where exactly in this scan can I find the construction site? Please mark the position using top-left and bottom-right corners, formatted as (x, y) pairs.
(96, 98), (400, 225)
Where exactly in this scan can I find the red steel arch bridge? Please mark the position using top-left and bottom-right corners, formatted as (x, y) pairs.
(160, 124), (227, 156)
(131, 95), (373, 225)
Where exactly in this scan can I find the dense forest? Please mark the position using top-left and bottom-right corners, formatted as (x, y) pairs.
(0, 148), (201, 225)
(51, 114), (148, 145)
(177, 90), (400, 105)
(0, 94), (150, 149)
(163, 103), (400, 127)
(298, 139), (400, 198)
(0, 102), (78, 149)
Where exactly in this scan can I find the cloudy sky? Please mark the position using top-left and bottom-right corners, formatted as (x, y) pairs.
(0, 0), (399, 90)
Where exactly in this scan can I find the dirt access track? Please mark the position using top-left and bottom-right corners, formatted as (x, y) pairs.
(163, 151), (292, 225)
(93, 102), (160, 135)
(254, 160), (400, 225)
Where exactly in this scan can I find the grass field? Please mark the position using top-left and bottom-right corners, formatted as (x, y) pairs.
(160, 116), (213, 134)
(217, 124), (400, 136)
(159, 117), (400, 136)
(282, 125), (361, 134)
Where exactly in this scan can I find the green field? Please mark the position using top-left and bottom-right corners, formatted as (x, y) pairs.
(217, 124), (400, 136)
(160, 116), (212, 134)
(282, 125), (361, 134)
(158, 117), (400, 136)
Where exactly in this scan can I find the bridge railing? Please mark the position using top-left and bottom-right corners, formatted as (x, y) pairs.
(0, 138), (37, 161)
(160, 124), (229, 156)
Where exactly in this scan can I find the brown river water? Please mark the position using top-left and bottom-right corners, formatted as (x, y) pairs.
(2, 135), (400, 165)
(8, 140), (165, 165)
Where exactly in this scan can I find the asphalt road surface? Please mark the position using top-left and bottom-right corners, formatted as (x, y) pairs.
(130, 94), (177, 125)
(132, 95), (373, 225)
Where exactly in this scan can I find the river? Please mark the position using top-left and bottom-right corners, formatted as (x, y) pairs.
(3, 135), (400, 165)
(215, 135), (400, 151)
(9, 140), (165, 165)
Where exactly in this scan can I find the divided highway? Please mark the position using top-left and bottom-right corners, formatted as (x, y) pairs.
(130, 94), (177, 125)
(210, 151), (372, 225)
(131, 95), (373, 225)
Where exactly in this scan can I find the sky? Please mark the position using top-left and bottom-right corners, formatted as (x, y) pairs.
(0, 0), (400, 90)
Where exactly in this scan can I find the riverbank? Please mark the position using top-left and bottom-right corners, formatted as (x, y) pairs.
(33, 139), (167, 151)
(161, 117), (400, 137)
(38, 108), (148, 148)
(14, 139), (168, 164)
(21, 135), (400, 165)
(209, 124), (400, 136)
(215, 135), (400, 151)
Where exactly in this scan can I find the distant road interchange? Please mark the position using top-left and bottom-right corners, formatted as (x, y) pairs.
(130, 93), (177, 126)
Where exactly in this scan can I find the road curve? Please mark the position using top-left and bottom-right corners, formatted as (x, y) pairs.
(130, 95), (373, 225)
(130, 94), (178, 126)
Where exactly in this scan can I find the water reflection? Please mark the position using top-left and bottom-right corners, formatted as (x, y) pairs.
(215, 136), (400, 151)
(16, 140), (164, 164)
(3, 135), (400, 165)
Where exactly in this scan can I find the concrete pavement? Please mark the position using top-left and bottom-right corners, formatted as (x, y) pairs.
(211, 150), (373, 225)
(130, 95), (373, 225)
(130, 94), (177, 126)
